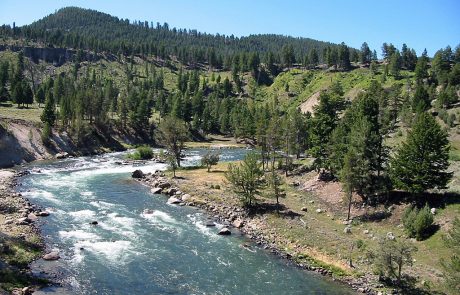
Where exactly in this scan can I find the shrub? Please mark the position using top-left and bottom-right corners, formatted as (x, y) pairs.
(414, 204), (434, 240)
(128, 145), (154, 160)
(403, 204), (434, 240)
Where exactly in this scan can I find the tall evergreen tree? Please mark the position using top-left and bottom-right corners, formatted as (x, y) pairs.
(390, 112), (452, 196)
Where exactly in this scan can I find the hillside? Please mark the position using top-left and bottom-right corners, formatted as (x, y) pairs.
(1, 7), (352, 69)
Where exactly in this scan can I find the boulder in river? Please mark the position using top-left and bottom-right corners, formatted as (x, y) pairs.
(37, 211), (50, 217)
(151, 187), (162, 194)
(55, 152), (69, 159)
(218, 227), (231, 235)
(43, 251), (60, 261)
(132, 170), (145, 178)
(205, 220), (216, 227)
(90, 221), (98, 225)
(167, 197), (182, 204)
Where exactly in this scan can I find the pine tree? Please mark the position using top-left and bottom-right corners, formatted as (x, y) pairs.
(390, 112), (452, 196)
(40, 92), (56, 127)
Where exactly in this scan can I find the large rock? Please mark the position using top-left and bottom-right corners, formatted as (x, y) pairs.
(205, 220), (216, 227)
(158, 182), (171, 189)
(151, 187), (162, 194)
(167, 197), (182, 204)
(181, 194), (191, 202)
(218, 227), (231, 235)
(16, 217), (30, 225)
(166, 188), (177, 196)
(55, 152), (69, 159)
(232, 219), (244, 228)
(27, 213), (38, 222)
(43, 251), (60, 261)
(132, 170), (145, 178)
(37, 211), (50, 217)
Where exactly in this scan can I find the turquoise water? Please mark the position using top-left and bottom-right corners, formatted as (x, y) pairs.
(19, 148), (352, 295)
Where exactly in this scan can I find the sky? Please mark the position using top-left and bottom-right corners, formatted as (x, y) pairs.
(0, 0), (459, 57)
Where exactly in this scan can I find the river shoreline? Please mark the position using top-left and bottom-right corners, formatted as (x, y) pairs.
(135, 170), (381, 295)
(0, 169), (50, 294)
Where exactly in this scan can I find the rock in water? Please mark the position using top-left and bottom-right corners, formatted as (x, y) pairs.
(43, 251), (60, 261)
(37, 211), (50, 217)
(151, 187), (162, 194)
(90, 221), (98, 225)
(205, 220), (216, 227)
(132, 170), (145, 178)
(218, 227), (231, 235)
(167, 197), (181, 204)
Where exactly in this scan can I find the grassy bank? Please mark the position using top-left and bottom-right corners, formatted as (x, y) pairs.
(165, 160), (458, 295)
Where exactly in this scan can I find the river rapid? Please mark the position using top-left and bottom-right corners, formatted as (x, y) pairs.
(18, 148), (353, 295)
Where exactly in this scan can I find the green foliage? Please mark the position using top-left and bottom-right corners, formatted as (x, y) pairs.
(128, 145), (154, 160)
(40, 122), (52, 146)
(225, 152), (264, 206)
(369, 237), (417, 284)
(201, 151), (220, 172)
(441, 217), (460, 292)
(403, 204), (434, 240)
(390, 112), (452, 195)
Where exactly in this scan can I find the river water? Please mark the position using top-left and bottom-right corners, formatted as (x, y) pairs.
(18, 148), (352, 295)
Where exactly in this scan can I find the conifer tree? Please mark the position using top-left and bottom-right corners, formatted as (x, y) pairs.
(390, 112), (452, 196)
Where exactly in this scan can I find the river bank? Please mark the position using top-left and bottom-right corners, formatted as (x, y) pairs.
(0, 170), (48, 294)
(134, 167), (383, 295)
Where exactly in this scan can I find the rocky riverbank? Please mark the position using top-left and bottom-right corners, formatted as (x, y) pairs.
(134, 170), (387, 295)
(0, 170), (52, 294)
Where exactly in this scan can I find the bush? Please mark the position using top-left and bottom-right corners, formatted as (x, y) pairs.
(128, 145), (154, 160)
(403, 204), (434, 240)
(414, 205), (434, 240)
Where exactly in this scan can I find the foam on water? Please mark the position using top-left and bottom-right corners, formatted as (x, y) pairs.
(59, 230), (99, 240)
(187, 213), (219, 240)
(74, 240), (133, 262)
(22, 190), (61, 204)
(68, 209), (96, 220)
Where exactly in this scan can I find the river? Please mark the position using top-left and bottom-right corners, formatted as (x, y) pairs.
(18, 148), (353, 295)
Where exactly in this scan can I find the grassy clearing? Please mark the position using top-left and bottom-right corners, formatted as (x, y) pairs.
(0, 104), (43, 123)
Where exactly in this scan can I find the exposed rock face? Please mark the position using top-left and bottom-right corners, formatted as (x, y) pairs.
(132, 170), (145, 178)
(43, 251), (60, 261)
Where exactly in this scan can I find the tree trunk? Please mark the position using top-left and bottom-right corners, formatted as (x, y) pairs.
(347, 190), (353, 221)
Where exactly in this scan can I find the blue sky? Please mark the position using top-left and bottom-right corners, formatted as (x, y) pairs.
(0, 0), (459, 57)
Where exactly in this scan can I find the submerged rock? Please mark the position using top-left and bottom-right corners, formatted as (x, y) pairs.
(90, 221), (98, 225)
(43, 251), (60, 261)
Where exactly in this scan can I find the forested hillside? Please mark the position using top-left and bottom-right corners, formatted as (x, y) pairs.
(1, 7), (352, 69)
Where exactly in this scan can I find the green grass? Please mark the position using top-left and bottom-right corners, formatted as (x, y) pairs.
(0, 103), (43, 123)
